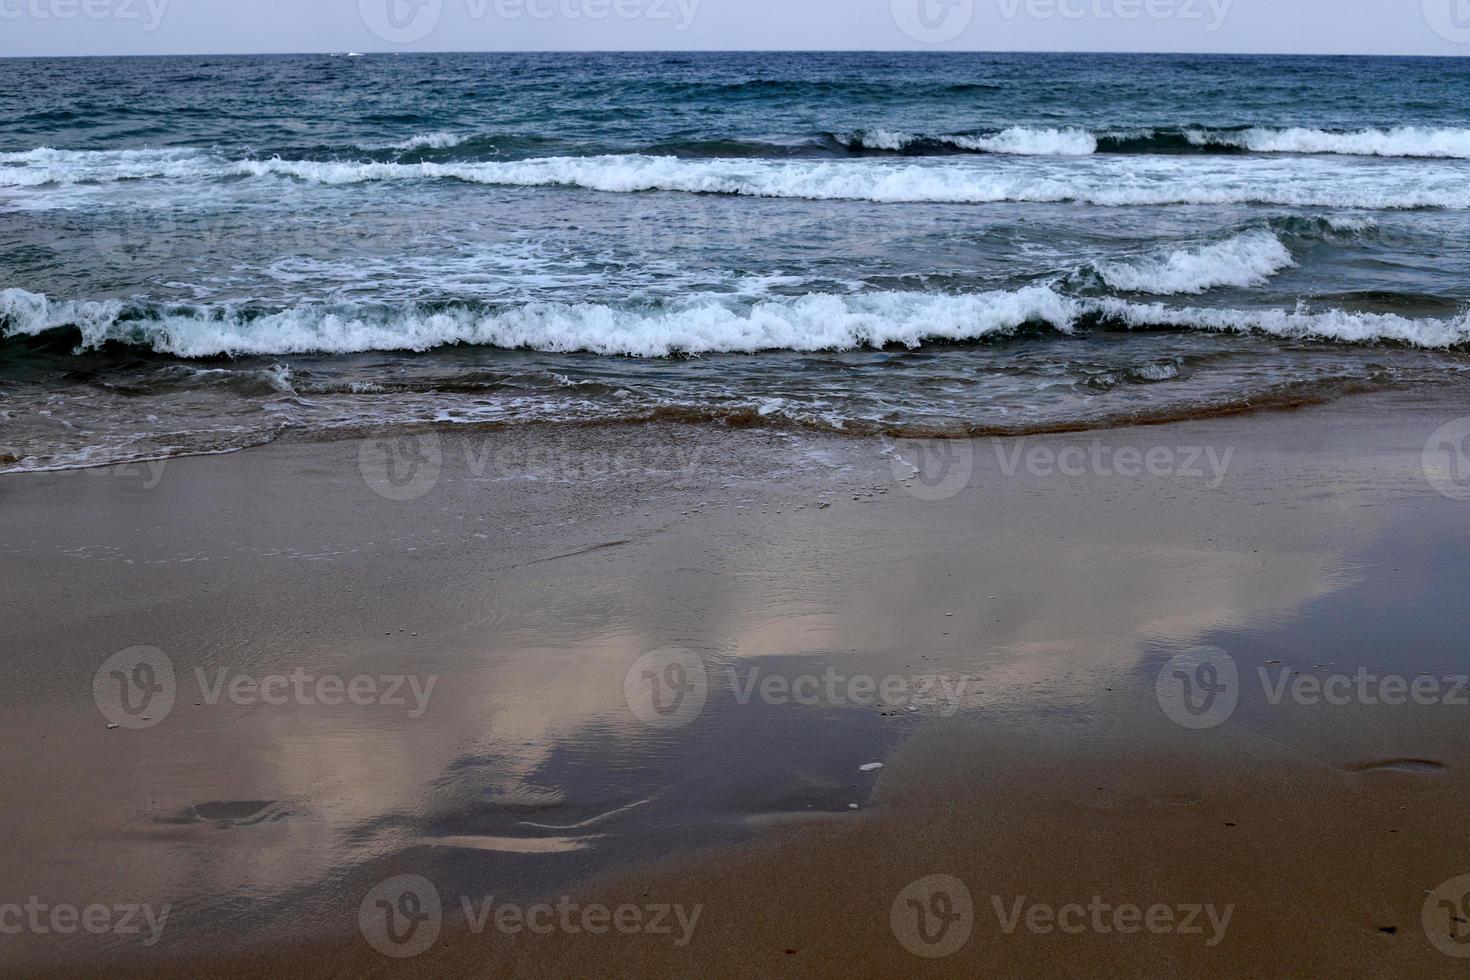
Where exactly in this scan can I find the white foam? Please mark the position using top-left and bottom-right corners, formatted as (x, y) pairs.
(947, 127), (1098, 156)
(1093, 230), (1296, 295)
(0, 287), (124, 337)
(1099, 298), (1470, 348)
(6, 148), (1470, 210)
(1322, 214), (1378, 233)
(382, 132), (471, 151)
(9, 285), (1469, 356)
(0, 146), (209, 186)
(848, 127), (1098, 155)
(1187, 126), (1470, 159)
(849, 128), (911, 151)
(231, 154), (1470, 210)
(1, 287), (1080, 357)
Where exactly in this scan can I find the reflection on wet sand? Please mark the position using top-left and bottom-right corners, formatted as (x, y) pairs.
(0, 400), (1455, 972)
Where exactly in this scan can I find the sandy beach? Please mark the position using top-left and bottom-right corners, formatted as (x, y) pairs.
(4, 388), (1470, 976)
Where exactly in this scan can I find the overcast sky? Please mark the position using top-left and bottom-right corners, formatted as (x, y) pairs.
(2, 0), (1469, 57)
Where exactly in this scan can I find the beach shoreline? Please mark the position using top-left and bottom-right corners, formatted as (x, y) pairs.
(5, 390), (1470, 977)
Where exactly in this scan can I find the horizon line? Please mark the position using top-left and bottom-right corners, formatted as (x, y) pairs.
(3, 47), (1469, 59)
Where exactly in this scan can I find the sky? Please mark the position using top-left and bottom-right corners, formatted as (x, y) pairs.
(2, 0), (1469, 57)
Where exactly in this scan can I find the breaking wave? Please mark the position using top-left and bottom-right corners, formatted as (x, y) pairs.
(6, 148), (1468, 210)
(1091, 230), (1296, 294)
(821, 126), (1470, 159)
(6, 285), (1468, 358)
(1185, 126), (1470, 159)
(838, 127), (1098, 155)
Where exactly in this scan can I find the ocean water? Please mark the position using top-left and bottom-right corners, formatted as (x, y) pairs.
(3, 51), (1470, 471)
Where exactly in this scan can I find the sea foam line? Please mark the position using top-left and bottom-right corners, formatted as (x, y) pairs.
(843, 127), (1099, 155)
(1186, 126), (1470, 159)
(219, 154), (1470, 211)
(5, 286), (1469, 357)
(7, 147), (1469, 211)
(839, 126), (1470, 158)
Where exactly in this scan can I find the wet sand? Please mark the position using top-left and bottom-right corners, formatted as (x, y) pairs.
(5, 390), (1470, 977)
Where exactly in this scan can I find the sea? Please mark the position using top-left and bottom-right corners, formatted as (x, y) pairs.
(3, 51), (1470, 472)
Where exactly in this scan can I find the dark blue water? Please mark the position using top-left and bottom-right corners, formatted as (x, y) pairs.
(3, 52), (1470, 470)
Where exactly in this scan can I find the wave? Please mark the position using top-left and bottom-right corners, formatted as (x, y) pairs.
(379, 132), (471, 151)
(0, 286), (1080, 357)
(7, 285), (1469, 358)
(1091, 230), (1296, 295)
(1097, 298), (1470, 348)
(839, 127), (1099, 156)
(0, 146), (209, 186)
(1270, 213), (1378, 236)
(8, 125), (1470, 183)
(1185, 126), (1470, 159)
(814, 126), (1470, 159)
(232, 154), (1470, 210)
(8, 148), (1467, 210)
